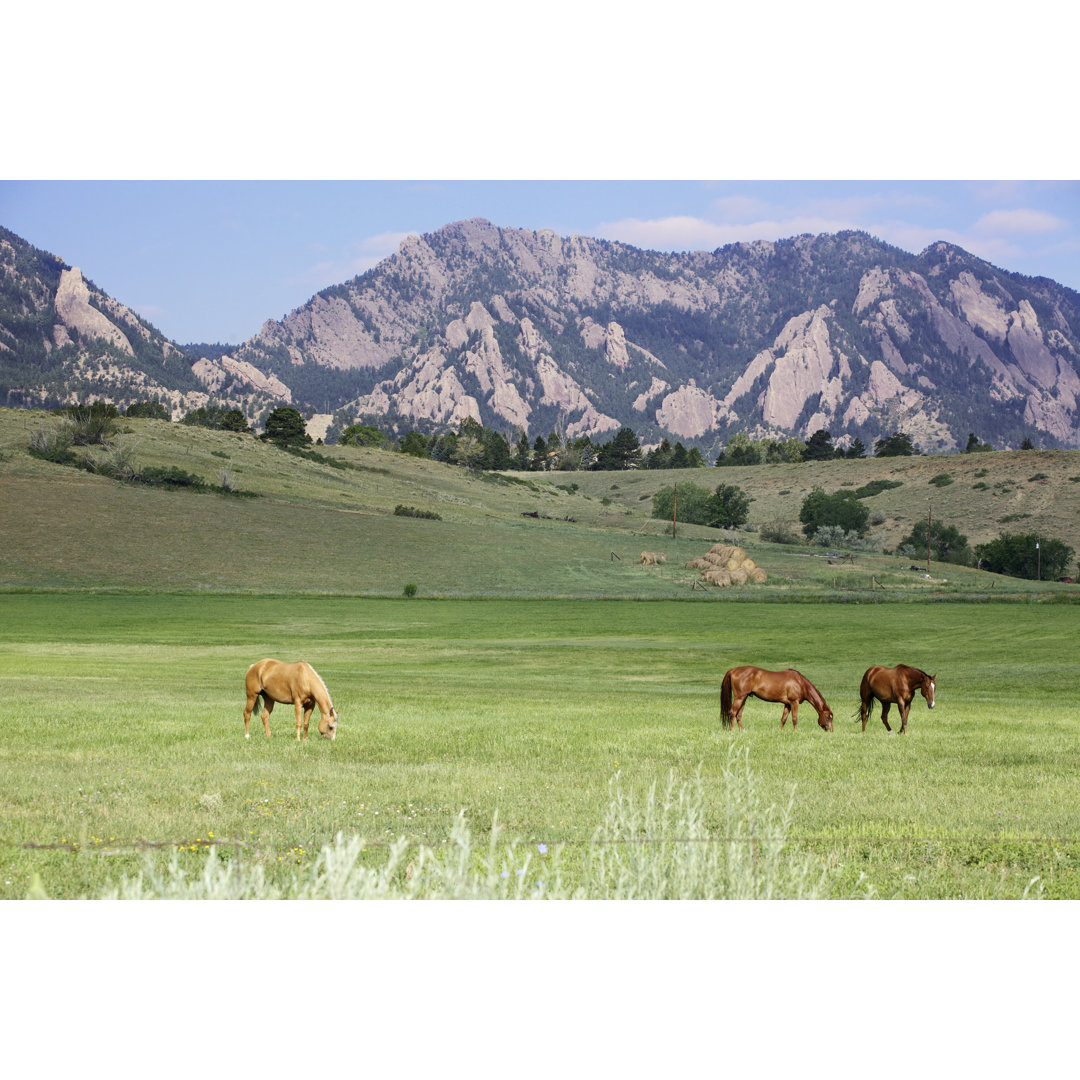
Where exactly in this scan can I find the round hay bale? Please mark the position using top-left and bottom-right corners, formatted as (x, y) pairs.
(704, 569), (732, 587)
(728, 567), (749, 585)
(750, 568), (767, 583)
(741, 557), (757, 572)
(686, 557), (712, 570)
(708, 544), (734, 560)
(726, 557), (742, 571)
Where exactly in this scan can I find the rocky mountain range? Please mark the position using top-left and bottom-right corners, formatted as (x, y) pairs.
(4, 218), (1080, 453)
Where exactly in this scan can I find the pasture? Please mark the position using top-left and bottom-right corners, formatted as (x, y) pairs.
(2, 593), (1078, 899)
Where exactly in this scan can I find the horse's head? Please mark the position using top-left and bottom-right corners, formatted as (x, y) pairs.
(818, 707), (834, 732)
(922, 673), (936, 709)
(318, 707), (339, 740)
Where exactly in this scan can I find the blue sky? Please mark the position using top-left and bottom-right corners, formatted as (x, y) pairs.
(3, 180), (1077, 345)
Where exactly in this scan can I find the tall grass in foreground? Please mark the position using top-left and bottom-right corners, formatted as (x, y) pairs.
(86, 749), (847, 900)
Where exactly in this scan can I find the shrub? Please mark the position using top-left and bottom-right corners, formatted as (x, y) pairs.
(394, 505), (442, 520)
(758, 520), (801, 545)
(811, 526), (884, 553)
(976, 533), (1075, 580)
(799, 487), (870, 538)
(402, 583), (418, 598)
(852, 479), (903, 499)
(125, 401), (170, 420)
(652, 482), (750, 528)
(929, 473), (953, 487)
(897, 520), (973, 566)
(28, 424), (76, 465)
(138, 466), (204, 488)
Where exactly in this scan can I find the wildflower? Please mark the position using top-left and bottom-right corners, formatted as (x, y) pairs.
(537, 843), (547, 855)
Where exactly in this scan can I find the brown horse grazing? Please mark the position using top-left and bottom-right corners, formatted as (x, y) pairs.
(858, 665), (935, 734)
(721, 666), (834, 732)
(243, 659), (338, 741)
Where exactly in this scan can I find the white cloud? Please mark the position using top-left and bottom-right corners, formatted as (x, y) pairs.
(972, 208), (1068, 235)
(291, 230), (416, 291)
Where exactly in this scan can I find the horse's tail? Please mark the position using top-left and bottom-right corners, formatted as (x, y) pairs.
(721, 670), (733, 729)
(856, 671), (875, 724)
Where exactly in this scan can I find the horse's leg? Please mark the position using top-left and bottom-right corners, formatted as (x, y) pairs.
(243, 692), (258, 738)
(860, 695), (869, 733)
(779, 703), (790, 729)
(294, 700), (305, 741)
(880, 701), (892, 733)
(302, 704), (314, 740)
(790, 701), (799, 731)
(899, 698), (910, 734)
(732, 694), (746, 731)
(260, 698), (274, 737)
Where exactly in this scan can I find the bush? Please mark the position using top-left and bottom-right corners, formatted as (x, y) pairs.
(394, 505), (442, 520)
(897, 520), (973, 565)
(799, 487), (870, 538)
(811, 526), (884, 553)
(652, 481), (750, 528)
(852, 479), (903, 499)
(28, 424), (77, 465)
(976, 533), (1075, 580)
(929, 473), (953, 487)
(125, 401), (170, 420)
(758, 520), (802, 545)
(402, 583), (418, 598)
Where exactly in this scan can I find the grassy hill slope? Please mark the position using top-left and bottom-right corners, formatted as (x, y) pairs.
(1, 407), (1078, 598)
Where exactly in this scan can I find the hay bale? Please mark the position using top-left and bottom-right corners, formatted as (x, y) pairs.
(640, 551), (666, 566)
(728, 567), (749, 585)
(685, 557), (712, 570)
(741, 557), (757, 572)
(750, 568), (767, 583)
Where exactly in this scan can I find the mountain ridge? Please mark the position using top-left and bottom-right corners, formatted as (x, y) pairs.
(4, 218), (1080, 453)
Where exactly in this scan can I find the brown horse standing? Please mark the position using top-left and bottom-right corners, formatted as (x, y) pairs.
(243, 659), (339, 741)
(858, 665), (935, 734)
(721, 666), (834, 732)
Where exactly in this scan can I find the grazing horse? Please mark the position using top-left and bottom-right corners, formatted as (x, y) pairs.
(243, 659), (338, 741)
(858, 665), (935, 734)
(721, 666), (834, 732)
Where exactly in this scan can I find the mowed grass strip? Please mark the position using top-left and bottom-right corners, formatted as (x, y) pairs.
(1, 594), (1078, 898)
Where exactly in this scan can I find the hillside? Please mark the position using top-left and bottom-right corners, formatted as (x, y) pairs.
(2, 407), (1077, 598)
(4, 220), (1080, 454)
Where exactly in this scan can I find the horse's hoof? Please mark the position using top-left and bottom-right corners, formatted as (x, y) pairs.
(244, 733), (250, 739)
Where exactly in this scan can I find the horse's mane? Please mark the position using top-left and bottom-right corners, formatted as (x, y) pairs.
(310, 665), (332, 700)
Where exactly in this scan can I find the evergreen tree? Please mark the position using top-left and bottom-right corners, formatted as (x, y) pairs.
(803, 428), (834, 461)
(846, 438), (867, 459)
(262, 407), (311, 447)
(597, 427), (642, 470)
(874, 431), (916, 457)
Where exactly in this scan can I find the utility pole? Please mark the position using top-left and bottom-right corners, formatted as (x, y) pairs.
(1037, 537), (1041, 581)
(926, 503), (932, 573)
(673, 482), (678, 540)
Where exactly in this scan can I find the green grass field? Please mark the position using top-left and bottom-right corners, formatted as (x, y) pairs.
(2, 593), (1077, 898)
(2, 407), (1079, 898)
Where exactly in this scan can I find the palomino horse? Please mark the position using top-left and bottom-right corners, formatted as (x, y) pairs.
(243, 659), (338, 741)
(721, 666), (834, 732)
(858, 665), (935, 734)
